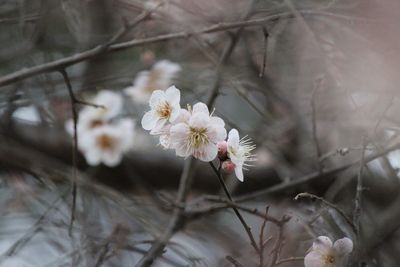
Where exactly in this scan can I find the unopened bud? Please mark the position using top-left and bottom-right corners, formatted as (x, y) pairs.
(222, 160), (236, 174)
(217, 141), (228, 160)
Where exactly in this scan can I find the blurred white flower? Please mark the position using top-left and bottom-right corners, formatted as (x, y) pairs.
(141, 86), (181, 133)
(65, 90), (122, 136)
(125, 60), (181, 103)
(226, 129), (256, 182)
(305, 236), (353, 267)
(169, 103), (226, 162)
(84, 90), (123, 120)
(79, 119), (135, 167)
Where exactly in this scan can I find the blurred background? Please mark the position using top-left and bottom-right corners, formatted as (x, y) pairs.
(1, 0), (400, 266)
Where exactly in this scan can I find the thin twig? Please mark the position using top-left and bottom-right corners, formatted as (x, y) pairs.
(226, 256), (245, 267)
(209, 162), (261, 254)
(268, 223), (285, 267)
(311, 77), (323, 172)
(60, 69), (78, 235)
(236, 141), (400, 202)
(353, 136), (367, 264)
(294, 192), (356, 233)
(275, 257), (304, 266)
(259, 206), (270, 267)
(135, 157), (196, 267)
(258, 27), (269, 78)
(0, 11), (345, 87)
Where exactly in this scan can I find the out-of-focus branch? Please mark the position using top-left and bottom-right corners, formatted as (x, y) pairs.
(295, 192), (356, 233)
(236, 141), (400, 202)
(0, 10), (348, 88)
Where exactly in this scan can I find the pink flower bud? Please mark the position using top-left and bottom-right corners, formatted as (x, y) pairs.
(217, 141), (228, 160)
(222, 160), (236, 174)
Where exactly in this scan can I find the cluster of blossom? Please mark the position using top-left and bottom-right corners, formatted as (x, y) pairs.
(65, 90), (134, 167)
(141, 85), (256, 181)
(125, 60), (181, 104)
(305, 236), (353, 267)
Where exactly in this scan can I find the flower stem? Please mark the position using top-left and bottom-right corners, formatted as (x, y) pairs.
(209, 161), (260, 254)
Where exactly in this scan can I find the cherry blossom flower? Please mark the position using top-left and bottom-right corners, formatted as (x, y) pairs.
(65, 90), (122, 136)
(226, 129), (256, 182)
(83, 90), (122, 120)
(158, 108), (190, 149)
(305, 236), (353, 267)
(141, 86), (181, 133)
(169, 102), (226, 162)
(78, 119), (135, 167)
(125, 60), (181, 103)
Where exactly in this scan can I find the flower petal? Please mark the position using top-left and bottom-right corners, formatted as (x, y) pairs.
(165, 86), (181, 106)
(234, 164), (244, 182)
(102, 151), (122, 167)
(85, 149), (101, 166)
(149, 90), (165, 109)
(313, 236), (333, 253)
(304, 251), (324, 267)
(141, 111), (158, 130)
(189, 112), (210, 129)
(228, 129), (240, 148)
(192, 102), (209, 115)
(193, 143), (218, 162)
(333, 237), (353, 255)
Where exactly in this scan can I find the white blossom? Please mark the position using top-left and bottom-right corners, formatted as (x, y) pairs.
(169, 102), (226, 162)
(79, 119), (135, 167)
(141, 86), (181, 134)
(65, 90), (122, 136)
(158, 108), (190, 149)
(125, 60), (181, 103)
(226, 129), (256, 182)
(305, 236), (353, 267)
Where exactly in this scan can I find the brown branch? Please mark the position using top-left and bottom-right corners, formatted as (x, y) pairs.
(209, 162), (260, 254)
(259, 206), (270, 267)
(311, 77), (323, 172)
(268, 223), (285, 267)
(236, 141), (400, 202)
(226, 256), (245, 267)
(1, 10), (342, 88)
(135, 157), (196, 267)
(353, 136), (367, 264)
(294, 192), (356, 233)
(275, 257), (304, 266)
(258, 27), (269, 78)
(59, 69), (79, 235)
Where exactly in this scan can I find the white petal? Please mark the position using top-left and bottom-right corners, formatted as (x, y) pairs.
(150, 119), (167, 135)
(333, 237), (353, 255)
(149, 90), (165, 108)
(234, 164), (244, 182)
(170, 123), (189, 143)
(165, 86), (181, 106)
(159, 134), (170, 149)
(85, 149), (101, 166)
(208, 124), (227, 143)
(189, 112), (210, 129)
(193, 143), (218, 162)
(176, 109), (191, 123)
(228, 129), (240, 148)
(313, 236), (333, 253)
(210, 116), (225, 127)
(304, 251), (324, 267)
(169, 105), (181, 123)
(102, 151), (122, 167)
(192, 102), (209, 115)
(141, 111), (158, 130)
(94, 90), (123, 119)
